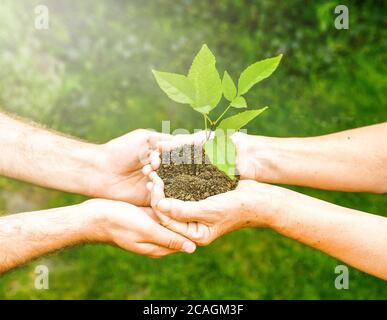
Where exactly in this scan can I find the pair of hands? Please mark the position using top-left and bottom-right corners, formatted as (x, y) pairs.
(82, 129), (209, 257)
(140, 132), (285, 247)
(84, 128), (282, 256)
(80, 123), (387, 280)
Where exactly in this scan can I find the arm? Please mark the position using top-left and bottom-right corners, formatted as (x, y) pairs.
(0, 200), (196, 273)
(148, 177), (387, 280)
(0, 112), (169, 205)
(232, 123), (387, 193)
(0, 112), (100, 197)
(271, 187), (387, 280)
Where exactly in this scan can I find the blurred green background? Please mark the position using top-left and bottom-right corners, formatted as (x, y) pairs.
(0, 0), (386, 299)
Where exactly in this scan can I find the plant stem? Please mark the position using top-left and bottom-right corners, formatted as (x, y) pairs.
(214, 102), (232, 125)
(203, 114), (209, 141)
(205, 114), (213, 125)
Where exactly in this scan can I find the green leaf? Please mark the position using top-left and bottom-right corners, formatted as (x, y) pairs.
(204, 131), (236, 179)
(152, 70), (194, 104)
(218, 107), (268, 131)
(230, 96), (247, 108)
(188, 44), (222, 113)
(222, 71), (237, 101)
(194, 105), (213, 114)
(238, 54), (283, 95)
(207, 107), (269, 177)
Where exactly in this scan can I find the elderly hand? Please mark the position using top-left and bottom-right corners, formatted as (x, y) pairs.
(144, 167), (284, 246)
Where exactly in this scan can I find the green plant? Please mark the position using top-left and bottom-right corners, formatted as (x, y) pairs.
(153, 44), (282, 178)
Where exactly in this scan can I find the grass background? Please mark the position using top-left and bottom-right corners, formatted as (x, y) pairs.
(0, 0), (386, 299)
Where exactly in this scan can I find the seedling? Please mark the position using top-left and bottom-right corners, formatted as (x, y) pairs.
(153, 44), (282, 178)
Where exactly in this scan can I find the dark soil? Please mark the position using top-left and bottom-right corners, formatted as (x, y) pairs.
(157, 144), (238, 201)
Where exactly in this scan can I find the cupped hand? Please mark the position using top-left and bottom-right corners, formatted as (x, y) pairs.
(93, 129), (209, 206)
(144, 168), (284, 246)
(90, 129), (171, 206)
(84, 199), (196, 258)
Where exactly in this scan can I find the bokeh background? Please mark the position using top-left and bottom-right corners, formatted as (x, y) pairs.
(0, 0), (386, 299)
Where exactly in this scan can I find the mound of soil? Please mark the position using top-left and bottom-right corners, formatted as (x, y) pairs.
(157, 144), (238, 201)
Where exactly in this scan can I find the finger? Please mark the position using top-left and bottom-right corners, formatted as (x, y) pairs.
(146, 181), (153, 191)
(150, 150), (161, 170)
(156, 198), (215, 224)
(156, 131), (209, 153)
(151, 180), (165, 208)
(156, 140), (175, 153)
(149, 171), (163, 187)
(148, 183), (213, 244)
(158, 216), (212, 246)
(190, 130), (211, 145)
(141, 207), (160, 222)
(149, 171), (158, 182)
(229, 132), (250, 178)
(149, 224), (196, 253)
(142, 164), (153, 176)
(147, 132), (173, 149)
(136, 243), (177, 258)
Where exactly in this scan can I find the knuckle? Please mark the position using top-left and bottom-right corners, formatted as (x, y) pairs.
(196, 237), (211, 246)
(134, 128), (147, 135)
(190, 229), (206, 242)
(167, 238), (181, 250)
(160, 217), (172, 228)
(193, 227), (214, 246)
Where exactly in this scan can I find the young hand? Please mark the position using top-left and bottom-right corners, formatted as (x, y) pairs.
(93, 130), (209, 206)
(90, 129), (171, 206)
(0, 198), (197, 272)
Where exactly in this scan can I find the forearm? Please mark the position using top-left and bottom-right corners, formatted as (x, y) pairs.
(267, 189), (387, 280)
(246, 123), (387, 193)
(0, 112), (103, 196)
(0, 204), (98, 273)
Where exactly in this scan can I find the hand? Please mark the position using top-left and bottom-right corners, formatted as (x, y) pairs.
(83, 199), (196, 257)
(91, 129), (171, 206)
(93, 130), (209, 206)
(229, 132), (271, 180)
(141, 130), (261, 181)
(145, 170), (284, 246)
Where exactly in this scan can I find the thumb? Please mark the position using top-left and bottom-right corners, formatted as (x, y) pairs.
(156, 198), (215, 224)
(149, 223), (197, 254)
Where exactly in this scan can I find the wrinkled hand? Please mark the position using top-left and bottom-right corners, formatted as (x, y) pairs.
(84, 199), (196, 257)
(144, 164), (283, 246)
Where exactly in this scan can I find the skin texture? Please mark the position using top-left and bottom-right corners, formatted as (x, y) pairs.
(0, 111), (198, 272)
(0, 112), (174, 206)
(145, 123), (387, 280)
(231, 122), (387, 193)
(0, 199), (196, 273)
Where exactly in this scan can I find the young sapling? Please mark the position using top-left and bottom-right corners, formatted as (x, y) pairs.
(153, 44), (282, 199)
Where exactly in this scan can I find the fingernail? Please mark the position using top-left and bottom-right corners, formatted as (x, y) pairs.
(157, 199), (171, 212)
(182, 242), (196, 254)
